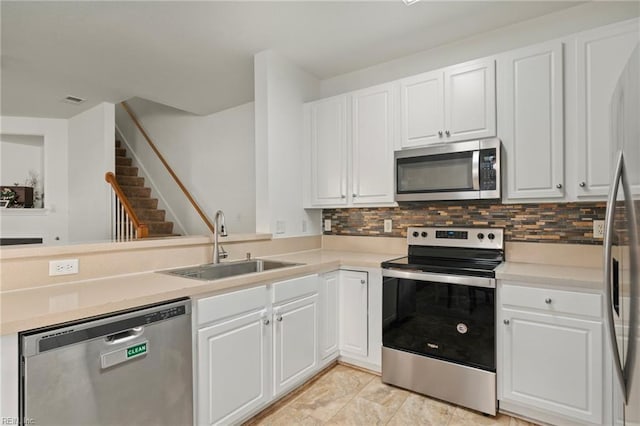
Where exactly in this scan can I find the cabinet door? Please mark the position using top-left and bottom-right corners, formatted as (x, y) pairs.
(501, 308), (603, 424)
(197, 309), (270, 426)
(444, 58), (496, 143)
(273, 294), (318, 397)
(339, 270), (368, 357)
(498, 41), (565, 200)
(308, 96), (348, 206)
(319, 271), (339, 360)
(400, 70), (444, 148)
(351, 84), (395, 204)
(576, 21), (640, 197)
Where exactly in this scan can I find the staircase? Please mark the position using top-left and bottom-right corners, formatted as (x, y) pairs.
(114, 140), (177, 237)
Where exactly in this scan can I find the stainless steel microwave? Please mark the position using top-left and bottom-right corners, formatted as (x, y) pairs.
(394, 138), (501, 202)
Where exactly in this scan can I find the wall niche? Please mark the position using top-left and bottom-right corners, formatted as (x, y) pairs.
(1, 134), (45, 208)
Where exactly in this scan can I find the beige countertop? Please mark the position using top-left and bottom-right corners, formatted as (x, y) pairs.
(0, 249), (398, 335)
(496, 262), (604, 293)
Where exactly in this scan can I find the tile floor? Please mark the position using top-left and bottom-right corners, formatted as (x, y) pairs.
(250, 364), (536, 426)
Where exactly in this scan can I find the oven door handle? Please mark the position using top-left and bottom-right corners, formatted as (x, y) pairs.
(382, 268), (495, 289)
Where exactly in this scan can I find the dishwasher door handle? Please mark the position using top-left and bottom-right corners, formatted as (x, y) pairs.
(105, 327), (144, 345)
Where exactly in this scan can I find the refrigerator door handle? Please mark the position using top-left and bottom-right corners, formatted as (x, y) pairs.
(620, 155), (639, 403)
(604, 151), (626, 402)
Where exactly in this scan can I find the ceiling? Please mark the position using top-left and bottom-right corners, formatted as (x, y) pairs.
(1, 1), (584, 119)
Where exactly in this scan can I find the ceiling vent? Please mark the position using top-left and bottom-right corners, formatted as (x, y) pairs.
(62, 95), (86, 105)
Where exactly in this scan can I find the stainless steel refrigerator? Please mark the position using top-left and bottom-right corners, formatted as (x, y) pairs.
(605, 44), (640, 426)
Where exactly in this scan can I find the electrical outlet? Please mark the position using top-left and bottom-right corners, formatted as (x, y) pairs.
(593, 220), (605, 239)
(324, 219), (331, 232)
(49, 259), (79, 276)
(276, 220), (286, 234)
(384, 219), (392, 233)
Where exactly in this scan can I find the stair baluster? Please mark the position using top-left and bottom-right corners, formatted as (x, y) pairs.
(105, 172), (149, 241)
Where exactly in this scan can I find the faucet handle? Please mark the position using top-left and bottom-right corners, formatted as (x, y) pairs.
(246, 252), (251, 260)
(219, 245), (228, 259)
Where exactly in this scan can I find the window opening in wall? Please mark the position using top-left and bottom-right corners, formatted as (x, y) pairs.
(0, 134), (45, 208)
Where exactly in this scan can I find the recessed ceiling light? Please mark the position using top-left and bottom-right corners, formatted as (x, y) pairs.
(402, 0), (421, 5)
(62, 95), (86, 105)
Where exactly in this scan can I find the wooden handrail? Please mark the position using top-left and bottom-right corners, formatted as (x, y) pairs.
(120, 101), (216, 235)
(105, 172), (149, 238)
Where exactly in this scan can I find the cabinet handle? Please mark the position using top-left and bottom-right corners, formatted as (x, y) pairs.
(352, 193), (357, 198)
(438, 131), (443, 137)
(360, 279), (366, 284)
(556, 184), (563, 189)
(276, 315), (283, 322)
(341, 194), (346, 199)
(445, 130), (450, 137)
(545, 298), (552, 304)
(579, 182), (586, 187)
(503, 319), (510, 325)
(263, 319), (270, 325)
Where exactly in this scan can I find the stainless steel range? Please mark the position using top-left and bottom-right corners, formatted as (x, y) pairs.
(381, 226), (504, 415)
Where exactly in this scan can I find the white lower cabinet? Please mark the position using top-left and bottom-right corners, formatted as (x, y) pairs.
(499, 282), (604, 425)
(273, 294), (318, 397)
(194, 269), (379, 424)
(319, 271), (340, 362)
(197, 309), (270, 426)
(339, 270), (368, 358)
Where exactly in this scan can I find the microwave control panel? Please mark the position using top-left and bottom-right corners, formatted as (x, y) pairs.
(480, 148), (497, 190)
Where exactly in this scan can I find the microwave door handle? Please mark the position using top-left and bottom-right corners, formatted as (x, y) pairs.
(472, 150), (480, 190)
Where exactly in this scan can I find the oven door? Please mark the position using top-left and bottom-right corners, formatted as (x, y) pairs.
(382, 269), (496, 372)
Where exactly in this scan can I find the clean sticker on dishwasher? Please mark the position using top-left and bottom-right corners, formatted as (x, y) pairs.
(127, 342), (147, 358)
(456, 323), (468, 334)
(101, 340), (149, 369)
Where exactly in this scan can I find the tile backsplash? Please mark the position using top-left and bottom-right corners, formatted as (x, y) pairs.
(323, 201), (607, 245)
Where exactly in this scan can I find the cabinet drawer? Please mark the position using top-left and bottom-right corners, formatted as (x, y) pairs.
(197, 285), (267, 326)
(501, 284), (602, 318)
(272, 275), (318, 304)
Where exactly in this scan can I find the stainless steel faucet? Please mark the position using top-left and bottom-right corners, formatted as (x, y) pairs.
(213, 210), (228, 264)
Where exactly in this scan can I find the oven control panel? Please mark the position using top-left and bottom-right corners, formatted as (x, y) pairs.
(407, 227), (504, 250)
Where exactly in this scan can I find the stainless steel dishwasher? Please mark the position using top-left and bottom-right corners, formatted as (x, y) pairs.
(19, 298), (193, 426)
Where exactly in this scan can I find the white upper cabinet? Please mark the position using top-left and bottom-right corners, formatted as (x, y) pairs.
(575, 20), (640, 197)
(307, 96), (348, 206)
(351, 84), (395, 205)
(400, 58), (496, 148)
(498, 40), (565, 200)
(400, 70), (444, 147)
(444, 59), (496, 142)
(304, 84), (396, 208)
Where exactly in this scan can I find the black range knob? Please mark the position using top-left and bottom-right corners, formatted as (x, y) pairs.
(412, 231), (419, 237)
(477, 233), (484, 240)
(421, 231), (428, 238)
(488, 233), (495, 240)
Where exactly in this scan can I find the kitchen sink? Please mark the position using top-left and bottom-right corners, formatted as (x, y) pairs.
(161, 259), (303, 281)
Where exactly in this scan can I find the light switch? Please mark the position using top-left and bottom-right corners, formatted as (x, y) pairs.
(384, 219), (392, 233)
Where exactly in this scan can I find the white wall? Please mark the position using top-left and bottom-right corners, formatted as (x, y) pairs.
(67, 102), (115, 243)
(320, 2), (640, 98)
(0, 116), (69, 244)
(115, 99), (256, 235)
(254, 50), (322, 238)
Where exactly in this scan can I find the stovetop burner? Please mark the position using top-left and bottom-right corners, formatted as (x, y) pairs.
(381, 226), (505, 278)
